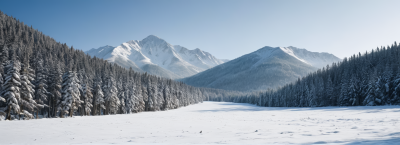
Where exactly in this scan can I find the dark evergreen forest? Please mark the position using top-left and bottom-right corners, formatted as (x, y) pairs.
(210, 42), (400, 107)
(0, 11), (241, 120)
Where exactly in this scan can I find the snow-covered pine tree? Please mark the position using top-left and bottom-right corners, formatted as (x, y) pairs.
(48, 60), (62, 117)
(93, 77), (105, 115)
(163, 80), (171, 110)
(124, 78), (133, 113)
(19, 61), (39, 119)
(103, 74), (119, 115)
(363, 71), (382, 106)
(82, 81), (93, 116)
(309, 81), (317, 107)
(34, 59), (49, 118)
(374, 76), (385, 105)
(156, 78), (164, 110)
(339, 72), (349, 106)
(0, 59), (21, 120)
(326, 75), (334, 106)
(348, 75), (357, 106)
(60, 71), (82, 117)
(146, 77), (155, 111)
(302, 83), (310, 107)
(392, 67), (400, 104)
(134, 74), (145, 112)
(116, 76), (126, 114)
(77, 69), (92, 116)
(381, 63), (393, 105)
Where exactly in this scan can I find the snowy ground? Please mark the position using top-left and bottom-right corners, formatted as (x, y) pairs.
(1, 102), (400, 145)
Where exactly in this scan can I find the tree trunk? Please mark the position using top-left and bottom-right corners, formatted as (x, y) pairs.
(48, 98), (51, 118)
(69, 105), (73, 117)
(53, 99), (57, 117)
(19, 106), (23, 120)
(93, 105), (96, 116)
(36, 110), (38, 119)
(60, 104), (65, 118)
(99, 105), (102, 115)
(105, 102), (109, 115)
(6, 106), (11, 120)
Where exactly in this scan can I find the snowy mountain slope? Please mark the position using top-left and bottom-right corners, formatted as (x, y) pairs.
(86, 45), (143, 73)
(287, 46), (341, 69)
(86, 35), (225, 79)
(181, 46), (341, 91)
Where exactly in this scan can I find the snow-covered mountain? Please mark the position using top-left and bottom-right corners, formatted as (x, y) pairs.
(180, 46), (341, 92)
(86, 35), (226, 79)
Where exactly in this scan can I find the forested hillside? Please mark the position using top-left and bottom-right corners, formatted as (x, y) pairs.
(210, 43), (400, 107)
(0, 11), (240, 120)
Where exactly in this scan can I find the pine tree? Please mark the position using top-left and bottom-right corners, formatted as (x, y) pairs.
(308, 82), (316, 107)
(0, 59), (22, 120)
(60, 71), (82, 117)
(103, 74), (119, 115)
(48, 61), (62, 117)
(93, 78), (105, 115)
(34, 59), (49, 118)
(82, 82), (93, 116)
(116, 77), (126, 114)
(381, 63), (393, 104)
(363, 71), (383, 106)
(326, 75), (334, 105)
(348, 75), (357, 106)
(392, 70), (400, 104)
(19, 61), (39, 119)
(339, 73), (349, 106)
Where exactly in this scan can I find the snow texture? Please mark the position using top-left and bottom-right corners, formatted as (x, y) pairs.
(1, 102), (399, 145)
(86, 35), (225, 79)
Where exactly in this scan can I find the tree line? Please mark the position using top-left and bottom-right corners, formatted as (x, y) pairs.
(210, 42), (400, 107)
(0, 11), (243, 120)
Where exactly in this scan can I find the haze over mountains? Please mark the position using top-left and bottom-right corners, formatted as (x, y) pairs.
(86, 35), (227, 79)
(181, 46), (341, 91)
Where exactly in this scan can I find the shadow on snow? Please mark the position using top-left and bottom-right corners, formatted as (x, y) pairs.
(196, 101), (400, 113)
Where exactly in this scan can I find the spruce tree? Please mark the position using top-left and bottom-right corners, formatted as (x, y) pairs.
(60, 71), (82, 117)
(93, 77), (105, 115)
(82, 82), (93, 116)
(34, 59), (49, 118)
(19, 61), (39, 119)
(103, 74), (119, 115)
(0, 59), (21, 120)
(48, 61), (62, 117)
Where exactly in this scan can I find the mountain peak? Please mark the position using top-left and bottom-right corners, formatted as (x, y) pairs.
(140, 35), (169, 47)
(143, 35), (163, 41)
(181, 46), (340, 91)
(86, 35), (226, 79)
(146, 34), (160, 38)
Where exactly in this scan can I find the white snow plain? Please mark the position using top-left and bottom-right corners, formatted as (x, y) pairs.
(1, 102), (400, 145)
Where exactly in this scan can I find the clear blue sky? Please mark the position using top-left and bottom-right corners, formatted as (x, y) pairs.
(1, 0), (400, 59)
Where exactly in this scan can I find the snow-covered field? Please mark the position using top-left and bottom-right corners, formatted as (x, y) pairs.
(1, 102), (400, 145)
